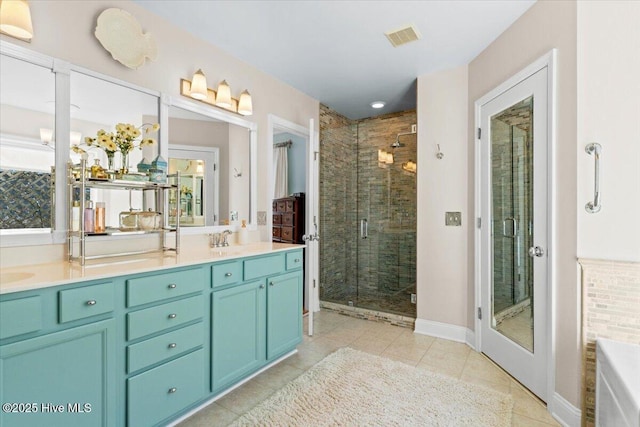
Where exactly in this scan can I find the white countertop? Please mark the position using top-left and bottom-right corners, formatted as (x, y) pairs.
(0, 242), (304, 295)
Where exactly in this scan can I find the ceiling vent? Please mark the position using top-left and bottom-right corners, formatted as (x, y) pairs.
(385, 25), (421, 48)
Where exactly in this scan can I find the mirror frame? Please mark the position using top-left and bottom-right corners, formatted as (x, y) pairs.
(160, 94), (258, 233)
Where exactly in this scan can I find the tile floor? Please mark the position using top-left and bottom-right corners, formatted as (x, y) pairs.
(497, 305), (534, 351)
(178, 310), (560, 427)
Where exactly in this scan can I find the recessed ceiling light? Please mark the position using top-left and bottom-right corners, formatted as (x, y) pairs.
(371, 101), (385, 109)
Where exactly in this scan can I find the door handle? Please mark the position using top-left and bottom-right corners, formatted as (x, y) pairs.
(528, 246), (544, 257)
(502, 217), (517, 238)
(361, 219), (368, 239)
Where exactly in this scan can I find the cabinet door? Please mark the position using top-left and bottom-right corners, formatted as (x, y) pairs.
(267, 271), (302, 359)
(0, 319), (116, 427)
(211, 281), (265, 392)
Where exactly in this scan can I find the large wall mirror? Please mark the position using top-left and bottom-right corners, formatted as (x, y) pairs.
(163, 97), (257, 231)
(0, 54), (56, 232)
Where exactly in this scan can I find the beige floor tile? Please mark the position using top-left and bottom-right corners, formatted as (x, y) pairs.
(462, 351), (512, 386)
(302, 336), (346, 356)
(429, 338), (472, 356)
(419, 348), (468, 375)
(320, 326), (365, 345)
(377, 351), (419, 366)
(512, 413), (559, 427)
(459, 372), (511, 394)
(215, 380), (276, 415)
(347, 339), (390, 355)
(177, 402), (239, 427)
(392, 329), (436, 349)
(382, 342), (429, 363)
(511, 387), (559, 425)
(253, 362), (304, 390)
(415, 360), (464, 378)
(281, 348), (327, 371)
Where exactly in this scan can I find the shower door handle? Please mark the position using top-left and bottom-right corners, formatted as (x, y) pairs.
(502, 217), (517, 238)
(528, 246), (544, 257)
(361, 219), (368, 239)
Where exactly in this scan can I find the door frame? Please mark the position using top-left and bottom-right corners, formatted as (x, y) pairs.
(267, 114), (319, 334)
(473, 49), (557, 403)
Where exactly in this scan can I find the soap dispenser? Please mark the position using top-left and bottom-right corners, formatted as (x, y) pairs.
(238, 219), (249, 245)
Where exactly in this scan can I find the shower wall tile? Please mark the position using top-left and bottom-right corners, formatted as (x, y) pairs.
(319, 104), (417, 317)
(0, 169), (52, 229)
(580, 258), (640, 427)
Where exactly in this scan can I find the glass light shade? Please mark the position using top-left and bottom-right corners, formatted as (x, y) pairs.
(0, 0), (33, 40)
(215, 80), (232, 108)
(70, 131), (82, 146)
(237, 90), (253, 116)
(190, 69), (208, 101)
(403, 160), (417, 173)
(378, 149), (386, 162)
(40, 128), (53, 144)
(385, 152), (393, 164)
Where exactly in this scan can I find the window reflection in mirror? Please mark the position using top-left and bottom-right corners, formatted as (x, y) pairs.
(168, 105), (251, 227)
(0, 54), (55, 231)
(69, 71), (160, 230)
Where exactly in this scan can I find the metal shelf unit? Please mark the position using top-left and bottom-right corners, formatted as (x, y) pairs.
(68, 159), (180, 265)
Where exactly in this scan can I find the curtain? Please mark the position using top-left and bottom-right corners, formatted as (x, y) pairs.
(273, 146), (288, 199)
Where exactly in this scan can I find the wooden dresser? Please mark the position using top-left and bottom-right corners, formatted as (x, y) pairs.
(272, 194), (305, 244)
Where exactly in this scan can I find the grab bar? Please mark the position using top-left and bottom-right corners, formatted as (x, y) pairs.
(360, 219), (368, 239)
(585, 143), (602, 213)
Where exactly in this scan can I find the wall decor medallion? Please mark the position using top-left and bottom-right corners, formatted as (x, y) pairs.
(94, 8), (157, 69)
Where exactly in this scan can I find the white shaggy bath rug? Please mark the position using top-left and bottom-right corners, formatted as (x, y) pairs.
(230, 347), (513, 426)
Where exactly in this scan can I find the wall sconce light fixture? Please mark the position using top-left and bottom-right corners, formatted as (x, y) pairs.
(181, 73), (253, 116)
(378, 149), (393, 165)
(0, 0), (33, 41)
(189, 69), (208, 101)
(402, 160), (417, 173)
(40, 128), (82, 147)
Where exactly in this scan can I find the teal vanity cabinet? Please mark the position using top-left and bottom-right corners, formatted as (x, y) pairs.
(124, 266), (207, 427)
(0, 281), (117, 427)
(211, 250), (303, 393)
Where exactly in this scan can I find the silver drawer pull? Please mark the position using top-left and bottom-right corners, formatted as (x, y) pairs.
(225, 272), (233, 277)
(168, 313), (177, 319)
(86, 300), (97, 306)
(168, 284), (177, 289)
(294, 258), (300, 262)
(259, 284), (265, 289)
(168, 387), (177, 394)
(269, 282), (275, 287)
(168, 343), (177, 349)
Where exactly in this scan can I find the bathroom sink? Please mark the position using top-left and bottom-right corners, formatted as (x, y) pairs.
(0, 272), (35, 284)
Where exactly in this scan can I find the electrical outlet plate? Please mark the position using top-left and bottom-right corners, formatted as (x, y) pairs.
(257, 211), (267, 226)
(445, 212), (462, 226)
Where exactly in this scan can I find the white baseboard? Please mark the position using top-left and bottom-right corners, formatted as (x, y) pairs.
(414, 318), (472, 345)
(548, 392), (581, 427)
(465, 328), (477, 350)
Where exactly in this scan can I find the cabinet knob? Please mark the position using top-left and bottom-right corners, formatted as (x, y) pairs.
(269, 282), (275, 287)
(168, 283), (177, 289)
(168, 313), (177, 319)
(168, 387), (177, 394)
(225, 272), (233, 277)
(294, 258), (300, 262)
(86, 300), (97, 306)
(259, 284), (265, 289)
(168, 343), (177, 349)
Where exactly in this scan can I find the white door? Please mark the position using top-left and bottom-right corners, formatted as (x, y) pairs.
(305, 118), (320, 335)
(479, 67), (549, 400)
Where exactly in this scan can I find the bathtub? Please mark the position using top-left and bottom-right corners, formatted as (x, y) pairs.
(596, 338), (640, 427)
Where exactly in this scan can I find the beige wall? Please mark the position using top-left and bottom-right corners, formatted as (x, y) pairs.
(416, 65), (469, 327)
(0, 0), (318, 263)
(468, 0), (579, 407)
(577, 1), (640, 262)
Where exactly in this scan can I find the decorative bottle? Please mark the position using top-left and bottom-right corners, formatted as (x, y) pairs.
(84, 201), (95, 233)
(71, 201), (80, 231)
(238, 219), (249, 245)
(95, 202), (106, 233)
(91, 159), (106, 179)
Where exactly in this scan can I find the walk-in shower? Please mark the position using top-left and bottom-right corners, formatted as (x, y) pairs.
(319, 105), (417, 318)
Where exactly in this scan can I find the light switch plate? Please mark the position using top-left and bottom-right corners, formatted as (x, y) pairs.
(445, 212), (462, 226)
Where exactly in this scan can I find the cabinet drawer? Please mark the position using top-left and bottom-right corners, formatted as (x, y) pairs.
(286, 250), (304, 270)
(59, 282), (114, 323)
(127, 322), (204, 373)
(0, 296), (42, 339)
(276, 201), (286, 212)
(285, 200), (295, 212)
(244, 254), (285, 281)
(282, 213), (294, 226)
(211, 261), (242, 288)
(281, 226), (293, 241)
(127, 295), (203, 341)
(272, 227), (281, 239)
(273, 214), (282, 225)
(127, 267), (204, 308)
(128, 349), (205, 427)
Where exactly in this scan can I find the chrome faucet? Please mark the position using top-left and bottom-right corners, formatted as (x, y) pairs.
(208, 230), (232, 248)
